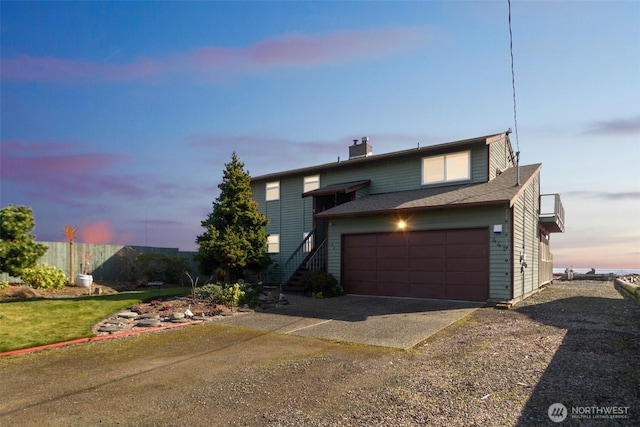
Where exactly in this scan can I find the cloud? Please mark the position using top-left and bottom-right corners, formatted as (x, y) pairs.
(77, 220), (134, 245)
(0, 28), (424, 84)
(563, 191), (640, 201)
(0, 139), (148, 203)
(0, 54), (159, 83)
(80, 220), (114, 244)
(582, 116), (640, 136)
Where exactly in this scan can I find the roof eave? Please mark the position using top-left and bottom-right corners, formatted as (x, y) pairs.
(316, 199), (511, 219)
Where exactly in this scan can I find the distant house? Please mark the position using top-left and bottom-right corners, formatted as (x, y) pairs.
(250, 131), (564, 303)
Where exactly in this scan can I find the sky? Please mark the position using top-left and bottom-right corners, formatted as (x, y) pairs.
(1, 1), (639, 270)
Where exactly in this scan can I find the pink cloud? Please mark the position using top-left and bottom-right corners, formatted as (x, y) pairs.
(245, 28), (422, 68)
(0, 54), (159, 83)
(80, 220), (114, 244)
(582, 116), (640, 136)
(0, 139), (147, 202)
(1, 28), (425, 83)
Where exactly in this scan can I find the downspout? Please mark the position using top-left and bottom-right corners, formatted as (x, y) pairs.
(510, 208), (515, 300)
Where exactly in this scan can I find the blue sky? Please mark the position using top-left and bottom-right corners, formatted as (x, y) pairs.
(1, 1), (638, 269)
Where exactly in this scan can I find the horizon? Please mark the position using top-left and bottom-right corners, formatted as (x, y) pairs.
(1, 2), (639, 269)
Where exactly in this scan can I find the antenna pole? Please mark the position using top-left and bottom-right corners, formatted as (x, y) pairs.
(515, 151), (521, 186)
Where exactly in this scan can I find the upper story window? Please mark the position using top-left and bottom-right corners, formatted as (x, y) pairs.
(303, 175), (320, 193)
(266, 181), (280, 201)
(422, 151), (470, 184)
(267, 234), (280, 253)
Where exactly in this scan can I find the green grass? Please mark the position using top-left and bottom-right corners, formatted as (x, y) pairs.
(0, 288), (189, 353)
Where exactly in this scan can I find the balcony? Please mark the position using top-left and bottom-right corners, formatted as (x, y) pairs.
(539, 193), (565, 233)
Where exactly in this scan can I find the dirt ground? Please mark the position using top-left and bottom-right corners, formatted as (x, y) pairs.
(0, 281), (136, 299)
(0, 280), (638, 426)
(0, 281), (218, 316)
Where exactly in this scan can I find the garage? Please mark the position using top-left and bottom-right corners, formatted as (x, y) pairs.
(342, 228), (489, 301)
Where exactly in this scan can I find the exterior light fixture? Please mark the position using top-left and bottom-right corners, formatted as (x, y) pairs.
(397, 219), (407, 230)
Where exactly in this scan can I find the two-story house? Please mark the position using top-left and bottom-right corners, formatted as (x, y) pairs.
(250, 131), (564, 304)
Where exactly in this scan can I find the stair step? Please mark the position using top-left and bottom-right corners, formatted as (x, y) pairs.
(284, 284), (307, 293)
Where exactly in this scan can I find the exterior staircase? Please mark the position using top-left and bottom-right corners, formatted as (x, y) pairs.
(285, 265), (311, 293)
(282, 229), (327, 293)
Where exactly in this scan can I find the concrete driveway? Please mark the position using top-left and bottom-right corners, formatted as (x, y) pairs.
(216, 294), (484, 349)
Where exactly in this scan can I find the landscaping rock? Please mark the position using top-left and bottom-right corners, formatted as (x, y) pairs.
(168, 312), (185, 320)
(137, 319), (162, 328)
(97, 325), (123, 333)
(104, 318), (127, 325)
(117, 311), (139, 319)
(138, 313), (160, 319)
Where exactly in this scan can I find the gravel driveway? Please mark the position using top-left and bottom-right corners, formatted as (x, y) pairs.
(0, 280), (638, 426)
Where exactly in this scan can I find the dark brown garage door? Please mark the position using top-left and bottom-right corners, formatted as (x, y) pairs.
(342, 228), (489, 301)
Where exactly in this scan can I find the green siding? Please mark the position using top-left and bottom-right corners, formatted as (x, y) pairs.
(320, 158), (422, 194)
(327, 205), (512, 300)
(251, 141), (510, 287)
(512, 174), (540, 298)
(470, 145), (488, 184)
(488, 136), (514, 180)
(252, 176), (315, 282)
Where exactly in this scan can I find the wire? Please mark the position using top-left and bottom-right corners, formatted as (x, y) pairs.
(508, 0), (520, 153)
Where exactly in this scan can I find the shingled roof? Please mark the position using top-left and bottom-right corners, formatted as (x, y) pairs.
(302, 180), (371, 197)
(251, 131), (511, 182)
(315, 163), (541, 218)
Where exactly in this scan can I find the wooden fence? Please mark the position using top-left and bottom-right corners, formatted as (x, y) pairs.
(1, 242), (199, 284)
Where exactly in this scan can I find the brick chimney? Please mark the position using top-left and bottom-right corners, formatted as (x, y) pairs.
(349, 137), (373, 160)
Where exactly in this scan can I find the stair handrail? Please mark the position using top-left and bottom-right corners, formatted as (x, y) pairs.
(283, 228), (316, 283)
(304, 238), (327, 272)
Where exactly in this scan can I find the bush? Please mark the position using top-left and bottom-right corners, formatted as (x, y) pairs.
(20, 264), (67, 289)
(0, 205), (48, 277)
(193, 282), (247, 307)
(129, 253), (191, 285)
(302, 271), (344, 298)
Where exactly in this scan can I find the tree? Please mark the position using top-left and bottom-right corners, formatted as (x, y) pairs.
(63, 225), (78, 284)
(196, 152), (271, 281)
(0, 205), (48, 277)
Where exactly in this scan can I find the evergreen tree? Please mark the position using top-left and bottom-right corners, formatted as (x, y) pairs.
(196, 152), (271, 281)
(0, 205), (48, 277)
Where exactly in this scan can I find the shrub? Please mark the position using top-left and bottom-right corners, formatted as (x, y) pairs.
(128, 253), (191, 285)
(0, 205), (48, 277)
(0, 280), (9, 290)
(302, 271), (344, 298)
(20, 264), (67, 289)
(193, 282), (247, 307)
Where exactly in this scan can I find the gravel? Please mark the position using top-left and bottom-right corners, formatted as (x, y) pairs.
(262, 280), (640, 427)
(1, 280), (638, 426)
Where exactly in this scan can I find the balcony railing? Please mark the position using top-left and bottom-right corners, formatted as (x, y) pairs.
(539, 193), (565, 233)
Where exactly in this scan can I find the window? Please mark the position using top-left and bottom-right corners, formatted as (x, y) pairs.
(303, 175), (320, 193)
(303, 232), (313, 253)
(266, 181), (280, 201)
(422, 151), (470, 184)
(267, 234), (279, 253)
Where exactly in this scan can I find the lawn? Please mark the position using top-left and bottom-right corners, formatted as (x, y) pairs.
(0, 288), (189, 353)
